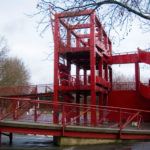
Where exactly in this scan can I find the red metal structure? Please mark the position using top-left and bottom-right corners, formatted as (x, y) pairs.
(0, 9), (150, 144)
(53, 9), (112, 125)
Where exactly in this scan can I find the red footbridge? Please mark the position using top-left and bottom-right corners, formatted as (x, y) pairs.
(0, 9), (150, 144)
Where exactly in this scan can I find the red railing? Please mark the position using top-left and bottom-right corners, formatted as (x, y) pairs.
(1, 96), (149, 132)
(0, 84), (53, 96)
(112, 51), (137, 56)
(59, 72), (86, 86)
(112, 82), (136, 90)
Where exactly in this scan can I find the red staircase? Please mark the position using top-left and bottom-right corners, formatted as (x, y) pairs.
(139, 83), (150, 99)
(110, 49), (150, 64)
(138, 49), (150, 64)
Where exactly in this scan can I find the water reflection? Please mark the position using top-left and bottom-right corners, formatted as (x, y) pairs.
(0, 134), (150, 150)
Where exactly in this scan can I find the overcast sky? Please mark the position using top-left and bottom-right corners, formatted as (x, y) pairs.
(0, 0), (150, 84)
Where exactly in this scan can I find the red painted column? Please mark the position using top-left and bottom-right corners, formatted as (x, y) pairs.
(109, 66), (112, 83)
(109, 66), (112, 89)
(104, 33), (108, 51)
(53, 14), (60, 124)
(104, 64), (108, 81)
(99, 58), (103, 77)
(83, 69), (87, 125)
(67, 29), (71, 48)
(90, 13), (96, 126)
(99, 93), (103, 123)
(98, 57), (103, 125)
(99, 25), (103, 42)
(108, 41), (112, 55)
(76, 37), (80, 47)
(76, 65), (80, 125)
(103, 94), (108, 123)
(67, 59), (71, 86)
(135, 62), (140, 91)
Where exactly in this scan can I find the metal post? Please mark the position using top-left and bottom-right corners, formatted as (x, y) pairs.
(109, 66), (112, 90)
(0, 131), (1, 146)
(76, 65), (80, 125)
(62, 103), (65, 135)
(67, 29), (71, 48)
(53, 14), (60, 124)
(13, 99), (17, 120)
(34, 103), (37, 122)
(90, 13), (96, 126)
(135, 62), (140, 91)
(76, 93), (80, 125)
(104, 64), (108, 81)
(119, 109), (122, 138)
(108, 41), (112, 55)
(99, 93), (103, 124)
(83, 94), (87, 125)
(104, 33), (108, 50)
(99, 58), (103, 77)
(9, 133), (13, 145)
(83, 69), (87, 125)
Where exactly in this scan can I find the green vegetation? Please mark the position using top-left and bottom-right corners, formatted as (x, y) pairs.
(0, 36), (30, 86)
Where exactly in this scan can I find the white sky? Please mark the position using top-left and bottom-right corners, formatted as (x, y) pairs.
(0, 0), (150, 84)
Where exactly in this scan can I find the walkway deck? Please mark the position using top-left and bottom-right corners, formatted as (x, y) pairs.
(1, 97), (150, 140)
(1, 120), (150, 139)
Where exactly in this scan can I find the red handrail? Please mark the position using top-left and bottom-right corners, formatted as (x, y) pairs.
(0, 96), (149, 133)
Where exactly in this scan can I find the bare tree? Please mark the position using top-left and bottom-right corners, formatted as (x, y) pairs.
(112, 70), (135, 90)
(36, 0), (150, 40)
(0, 36), (30, 86)
(0, 36), (9, 82)
(0, 57), (30, 86)
(0, 36), (9, 62)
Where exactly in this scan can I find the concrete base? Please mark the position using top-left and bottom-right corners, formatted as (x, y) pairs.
(53, 136), (121, 146)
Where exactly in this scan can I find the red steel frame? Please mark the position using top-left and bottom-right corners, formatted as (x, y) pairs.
(0, 9), (150, 142)
(53, 9), (112, 126)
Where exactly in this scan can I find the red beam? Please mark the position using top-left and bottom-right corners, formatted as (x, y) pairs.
(110, 53), (139, 64)
(95, 49), (103, 57)
(64, 131), (118, 139)
(57, 9), (93, 18)
(69, 23), (90, 29)
(139, 50), (150, 64)
(96, 41), (106, 52)
(78, 33), (99, 38)
(110, 50), (150, 64)
(2, 126), (150, 140)
(0, 126), (61, 136)
(60, 19), (87, 46)
(121, 134), (150, 140)
(95, 16), (111, 45)
(59, 85), (91, 91)
(60, 47), (90, 53)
